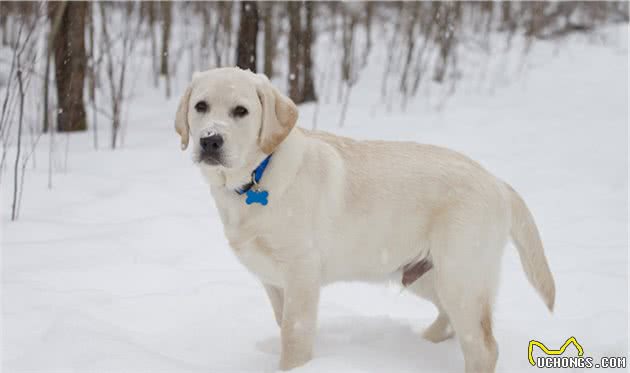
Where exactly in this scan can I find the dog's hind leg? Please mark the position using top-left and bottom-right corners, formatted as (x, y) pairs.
(429, 205), (507, 373)
(406, 271), (454, 343)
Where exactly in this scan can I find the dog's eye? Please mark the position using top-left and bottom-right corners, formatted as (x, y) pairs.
(194, 101), (209, 113)
(232, 105), (248, 118)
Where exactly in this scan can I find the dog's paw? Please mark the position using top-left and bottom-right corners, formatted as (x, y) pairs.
(422, 318), (455, 343)
(279, 351), (312, 371)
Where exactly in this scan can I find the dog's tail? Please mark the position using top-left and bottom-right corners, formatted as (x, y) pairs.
(506, 183), (556, 312)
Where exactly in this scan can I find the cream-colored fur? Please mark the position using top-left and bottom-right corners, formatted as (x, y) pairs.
(175, 67), (556, 373)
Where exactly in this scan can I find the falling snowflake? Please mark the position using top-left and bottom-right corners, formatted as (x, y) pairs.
(289, 73), (296, 81)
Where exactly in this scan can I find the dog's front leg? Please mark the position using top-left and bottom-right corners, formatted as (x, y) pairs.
(279, 256), (321, 370)
(263, 283), (284, 327)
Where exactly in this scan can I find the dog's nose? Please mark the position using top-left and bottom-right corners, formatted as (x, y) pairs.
(200, 134), (223, 152)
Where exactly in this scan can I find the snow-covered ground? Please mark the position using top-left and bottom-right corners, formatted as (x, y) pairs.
(2, 26), (628, 372)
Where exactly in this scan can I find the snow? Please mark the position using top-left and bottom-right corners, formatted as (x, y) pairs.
(2, 26), (628, 372)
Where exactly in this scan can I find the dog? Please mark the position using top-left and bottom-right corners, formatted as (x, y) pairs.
(174, 67), (555, 372)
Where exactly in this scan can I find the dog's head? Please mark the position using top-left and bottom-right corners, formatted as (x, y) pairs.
(175, 67), (298, 169)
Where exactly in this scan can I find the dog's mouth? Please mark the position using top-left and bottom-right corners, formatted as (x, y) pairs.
(195, 152), (223, 166)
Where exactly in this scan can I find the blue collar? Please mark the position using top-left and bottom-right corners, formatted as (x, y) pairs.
(235, 155), (272, 196)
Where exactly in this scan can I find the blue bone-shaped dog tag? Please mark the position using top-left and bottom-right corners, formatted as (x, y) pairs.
(245, 189), (269, 205)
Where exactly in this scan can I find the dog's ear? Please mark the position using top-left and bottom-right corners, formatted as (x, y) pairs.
(175, 85), (192, 150)
(256, 76), (298, 154)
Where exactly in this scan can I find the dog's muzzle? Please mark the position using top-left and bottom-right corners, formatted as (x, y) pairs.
(198, 133), (224, 165)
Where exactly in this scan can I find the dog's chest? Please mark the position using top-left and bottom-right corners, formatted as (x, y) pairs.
(220, 207), (286, 286)
(228, 233), (285, 286)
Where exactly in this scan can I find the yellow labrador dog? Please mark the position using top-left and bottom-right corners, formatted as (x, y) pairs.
(175, 67), (555, 373)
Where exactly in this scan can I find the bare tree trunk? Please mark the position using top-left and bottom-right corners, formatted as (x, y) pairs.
(0, 2), (9, 46)
(99, 2), (137, 150)
(341, 10), (356, 84)
(160, 1), (171, 76)
(146, 2), (158, 87)
(12, 69), (24, 220)
(223, 2), (235, 65)
(399, 3), (419, 95)
(339, 8), (357, 127)
(262, 2), (275, 78)
(160, 1), (172, 97)
(222, 2), (234, 66)
(212, 2), (227, 67)
(87, 2), (98, 149)
(433, 2), (461, 83)
(301, 1), (317, 103)
(43, 2), (66, 133)
(199, 3), (211, 68)
(48, 112), (54, 188)
(0, 32), (18, 183)
(236, 1), (259, 72)
(364, 2), (374, 57)
(50, 1), (88, 132)
(338, 82), (352, 128)
(187, 17), (195, 81)
(500, 1), (516, 33)
(43, 55), (50, 132)
(287, 1), (301, 102)
(381, 2), (403, 103)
